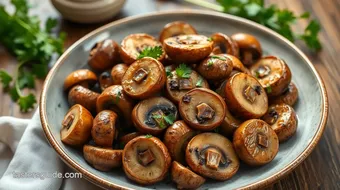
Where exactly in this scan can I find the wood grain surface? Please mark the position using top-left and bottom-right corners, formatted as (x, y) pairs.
(0, 0), (339, 189)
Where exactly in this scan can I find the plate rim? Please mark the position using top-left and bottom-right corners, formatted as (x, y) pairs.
(39, 9), (329, 190)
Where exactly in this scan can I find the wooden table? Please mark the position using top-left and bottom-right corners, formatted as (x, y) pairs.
(1, 0), (339, 189)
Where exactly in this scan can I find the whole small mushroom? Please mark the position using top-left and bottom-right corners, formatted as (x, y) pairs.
(270, 82), (298, 106)
(111, 64), (129, 85)
(88, 39), (120, 71)
(171, 161), (206, 189)
(159, 21), (197, 44)
(231, 33), (262, 66)
(91, 110), (118, 147)
(83, 145), (122, 171)
(63, 69), (97, 91)
(68, 85), (99, 113)
(210, 32), (239, 57)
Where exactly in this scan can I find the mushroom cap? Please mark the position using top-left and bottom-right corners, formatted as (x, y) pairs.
(179, 88), (226, 131)
(83, 145), (122, 171)
(211, 32), (239, 57)
(164, 120), (196, 163)
(120, 33), (165, 64)
(233, 119), (279, 166)
(220, 108), (243, 138)
(63, 69), (97, 91)
(262, 103), (298, 142)
(269, 82), (298, 106)
(250, 56), (292, 96)
(88, 39), (120, 71)
(186, 133), (240, 181)
(99, 71), (114, 91)
(159, 21), (197, 44)
(231, 33), (262, 54)
(132, 97), (178, 135)
(171, 161), (206, 189)
(164, 34), (213, 63)
(68, 85), (99, 113)
(225, 73), (268, 119)
(122, 136), (171, 185)
(111, 64), (129, 85)
(119, 132), (142, 148)
(196, 54), (233, 81)
(91, 110), (118, 147)
(122, 57), (166, 99)
(222, 54), (250, 75)
(61, 104), (93, 146)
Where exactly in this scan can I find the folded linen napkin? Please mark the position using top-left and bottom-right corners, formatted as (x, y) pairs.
(0, 110), (100, 190)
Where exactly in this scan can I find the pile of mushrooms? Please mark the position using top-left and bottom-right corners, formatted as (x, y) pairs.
(60, 21), (299, 189)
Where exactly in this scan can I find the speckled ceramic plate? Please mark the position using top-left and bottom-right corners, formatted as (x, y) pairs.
(40, 10), (328, 190)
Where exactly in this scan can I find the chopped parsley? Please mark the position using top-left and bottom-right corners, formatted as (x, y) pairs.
(265, 85), (272, 94)
(175, 64), (192, 78)
(207, 37), (213, 42)
(136, 46), (163, 60)
(210, 55), (227, 61)
(196, 77), (204, 87)
(145, 134), (153, 138)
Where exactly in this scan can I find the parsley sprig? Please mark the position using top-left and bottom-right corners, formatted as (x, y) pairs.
(137, 46), (163, 60)
(152, 112), (176, 128)
(175, 64), (192, 78)
(185, 0), (322, 51)
(0, 0), (65, 112)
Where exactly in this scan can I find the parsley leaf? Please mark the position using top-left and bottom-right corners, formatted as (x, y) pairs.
(18, 71), (35, 89)
(164, 113), (176, 125)
(265, 85), (272, 94)
(0, 70), (13, 89)
(210, 55), (227, 61)
(175, 64), (192, 78)
(207, 37), (213, 41)
(196, 77), (203, 87)
(166, 67), (173, 77)
(18, 93), (36, 112)
(137, 46), (163, 60)
(207, 59), (214, 67)
(9, 87), (20, 101)
(145, 134), (153, 138)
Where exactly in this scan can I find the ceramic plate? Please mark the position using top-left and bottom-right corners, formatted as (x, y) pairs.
(40, 10), (328, 189)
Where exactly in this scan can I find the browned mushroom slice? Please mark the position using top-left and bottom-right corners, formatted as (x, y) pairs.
(159, 21), (197, 44)
(220, 108), (243, 138)
(164, 120), (196, 164)
(196, 54), (233, 81)
(222, 54), (250, 75)
(83, 145), (122, 171)
(122, 136), (171, 185)
(224, 73), (268, 119)
(120, 33), (165, 64)
(96, 85), (134, 127)
(233, 119), (279, 166)
(186, 133), (239, 181)
(63, 69), (97, 91)
(68, 85), (99, 113)
(111, 64), (129, 85)
(61, 104), (93, 146)
(164, 35), (213, 63)
(132, 97), (178, 135)
(88, 39), (120, 71)
(250, 56), (292, 96)
(231, 33), (262, 66)
(270, 82), (298, 106)
(171, 161), (206, 189)
(211, 33), (239, 57)
(122, 57), (166, 99)
(165, 64), (209, 103)
(91, 110), (118, 147)
(119, 132), (142, 148)
(98, 71), (113, 91)
(262, 104), (298, 142)
(179, 88), (226, 131)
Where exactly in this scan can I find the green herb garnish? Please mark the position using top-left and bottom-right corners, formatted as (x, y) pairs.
(196, 77), (204, 87)
(254, 71), (260, 78)
(137, 46), (163, 60)
(175, 64), (192, 78)
(207, 37), (213, 41)
(210, 55), (226, 61)
(0, 0), (65, 112)
(166, 67), (173, 77)
(164, 113), (176, 125)
(207, 59), (214, 67)
(185, 0), (321, 51)
(152, 112), (176, 129)
(265, 85), (272, 94)
(145, 134), (153, 138)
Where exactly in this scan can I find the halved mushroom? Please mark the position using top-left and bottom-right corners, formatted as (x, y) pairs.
(224, 73), (268, 119)
(111, 64), (129, 85)
(120, 33), (165, 64)
(91, 110), (118, 147)
(211, 33), (239, 57)
(165, 65), (209, 103)
(222, 54), (250, 75)
(63, 69), (97, 91)
(159, 21), (197, 44)
(171, 161), (206, 189)
(164, 120), (196, 164)
(122, 136), (171, 185)
(61, 104), (93, 146)
(83, 145), (122, 171)
(231, 33), (262, 66)
(122, 57), (166, 99)
(179, 88), (226, 131)
(186, 133), (239, 181)
(196, 54), (233, 81)
(119, 132), (142, 148)
(164, 35), (213, 63)
(132, 97), (178, 135)
(98, 71), (113, 91)
(96, 85), (134, 127)
(250, 56), (292, 96)
(88, 39), (120, 71)
(262, 104), (298, 142)
(233, 119), (279, 166)
(220, 108), (242, 138)
(68, 85), (99, 113)
(270, 82), (298, 106)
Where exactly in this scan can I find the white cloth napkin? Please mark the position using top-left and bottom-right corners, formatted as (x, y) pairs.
(0, 111), (100, 190)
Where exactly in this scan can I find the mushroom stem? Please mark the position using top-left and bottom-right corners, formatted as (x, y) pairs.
(137, 149), (155, 166)
(196, 103), (215, 124)
(62, 114), (74, 130)
(206, 148), (222, 170)
(133, 68), (148, 83)
(243, 85), (257, 103)
(257, 133), (269, 148)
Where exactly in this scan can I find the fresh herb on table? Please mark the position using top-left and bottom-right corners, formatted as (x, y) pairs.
(175, 64), (192, 78)
(0, 0), (65, 112)
(137, 46), (163, 60)
(185, 0), (322, 51)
